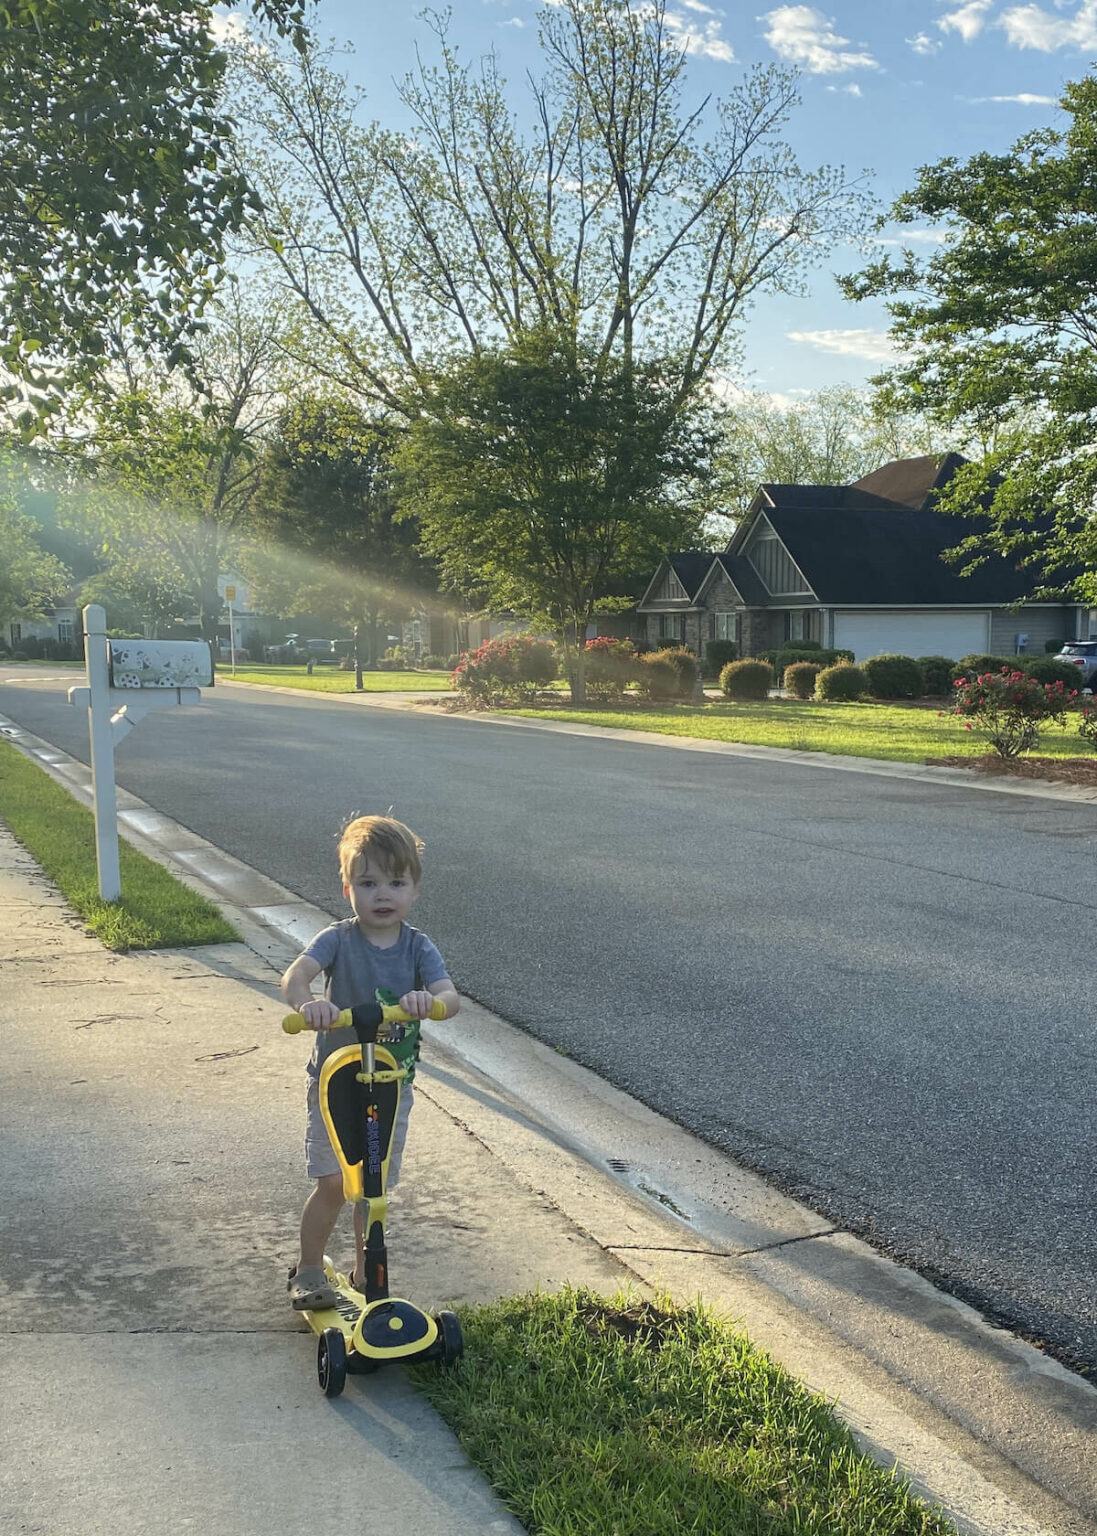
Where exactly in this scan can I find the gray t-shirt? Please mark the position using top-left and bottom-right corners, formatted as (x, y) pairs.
(302, 919), (449, 1083)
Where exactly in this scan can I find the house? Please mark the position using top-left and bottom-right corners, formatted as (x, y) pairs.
(637, 454), (1090, 662)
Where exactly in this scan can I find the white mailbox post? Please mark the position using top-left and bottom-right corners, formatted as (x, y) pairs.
(68, 604), (213, 901)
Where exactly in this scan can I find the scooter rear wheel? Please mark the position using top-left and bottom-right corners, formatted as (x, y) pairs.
(318, 1327), (347, 1397)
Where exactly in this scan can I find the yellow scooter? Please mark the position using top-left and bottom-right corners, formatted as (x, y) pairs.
(283, 999), (463, 1396)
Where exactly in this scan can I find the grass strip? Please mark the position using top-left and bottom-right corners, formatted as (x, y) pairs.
(513, 697), (1097, 766)
(413, 1290), (955, 1536)
(227, 665), (452, 692)
(0, 740), (238, 951)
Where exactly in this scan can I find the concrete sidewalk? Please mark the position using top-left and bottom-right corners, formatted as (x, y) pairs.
(2, 716), (1097, 1535)
(0, 828), (626, 1536)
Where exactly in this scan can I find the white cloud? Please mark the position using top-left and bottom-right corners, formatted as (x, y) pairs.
(826, 82), (863, 95)
(501, 14), (526, 24)
(787, 328), (897, 361)
(210, 9), (251, 44)
(908, 31), (942, 54)
(999, 1), (1097, 50)
(964, 90), (1059, 102)
(659, 5), (736, 61)
(937, 0), (994, 42)
(878, 226), (950, 245)
(760, 6), (878, 73)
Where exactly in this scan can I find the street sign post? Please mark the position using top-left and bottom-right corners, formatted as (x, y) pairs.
(68, 605), (212, 901)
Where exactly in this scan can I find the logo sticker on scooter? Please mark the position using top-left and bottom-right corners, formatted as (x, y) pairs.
(366, 1104), (381, 1175)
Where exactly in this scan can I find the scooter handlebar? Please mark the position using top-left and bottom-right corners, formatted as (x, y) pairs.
(282, 998), (447, 1036)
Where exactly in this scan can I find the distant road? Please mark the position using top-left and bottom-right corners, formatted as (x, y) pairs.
(4, 669), (1096, 1377)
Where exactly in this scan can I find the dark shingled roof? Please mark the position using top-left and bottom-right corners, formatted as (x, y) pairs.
(753, 454), (1043, 606)
(667, 552), (714, 600)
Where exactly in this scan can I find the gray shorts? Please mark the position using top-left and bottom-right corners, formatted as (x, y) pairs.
(305, 1076), (414, 1189)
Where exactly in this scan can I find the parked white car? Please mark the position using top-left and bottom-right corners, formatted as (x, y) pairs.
(1053, 641), (1097, 690)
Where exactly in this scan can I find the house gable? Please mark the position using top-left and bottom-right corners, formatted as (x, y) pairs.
(739, 513), (815, 598)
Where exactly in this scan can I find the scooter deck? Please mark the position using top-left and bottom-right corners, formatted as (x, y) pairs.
(300, 1264), (441, 1364)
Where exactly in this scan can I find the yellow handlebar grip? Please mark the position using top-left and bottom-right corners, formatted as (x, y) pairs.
(281, 1009), (353, 1035)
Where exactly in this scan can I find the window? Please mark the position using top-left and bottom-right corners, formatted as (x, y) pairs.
(57, 618), (73, 644)
(661, 613), (684, 641)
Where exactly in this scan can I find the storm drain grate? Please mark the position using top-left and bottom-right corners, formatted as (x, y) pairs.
(607, 1158), (630, 1173)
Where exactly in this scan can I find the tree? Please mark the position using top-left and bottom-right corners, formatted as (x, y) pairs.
(54, 290), (290, 639)
(0, 472), (71, 633)
(233, 0), (866, 413)
(713, 385), (941, 523)
(0, 0), (306, 423)
(248, 397), (433, 675)
(841, 76), (1097, 602)
(396, 332), (714, 700)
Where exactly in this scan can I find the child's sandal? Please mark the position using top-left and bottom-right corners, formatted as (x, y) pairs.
(287, 1263), (337, 1310)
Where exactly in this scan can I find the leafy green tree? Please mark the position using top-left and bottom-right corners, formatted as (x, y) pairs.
(841, 76), (1097, 601)
(0, 0), (305, 423)
(0, 452), (71, 631)
(248, 397), (433, 675)
(396, 333), (714, 700)
(714, 385), (940, 523)
(55, 292), (289, 638)
(234, 0), (866, 412)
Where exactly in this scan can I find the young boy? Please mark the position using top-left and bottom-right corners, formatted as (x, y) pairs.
(280, 814), (459, 1310)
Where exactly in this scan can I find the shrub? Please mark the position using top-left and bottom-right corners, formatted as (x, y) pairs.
(421, 653), (447, 670)
(11, 650), (28, 661)
(948, 667), (1075, 757)
(917, 656), (957, 696)
(704, 639), (737, 677)
(652, 645), (699, 698)
(1019, 655), (1084, 690)
(760, 646), (853, 681)
(956, 653), (1012, 678)
(1079, 702), (1097, 752)
(816, 661), (867, 701)
(636, 652), (678, 700)
(783, 660), (822, 699)
(720, 659), (773, 700)
(584, 636), (636, 700)
(451, 634), (556, 705)
(861, 653), (924, 699)
(446, 654), (460, 669)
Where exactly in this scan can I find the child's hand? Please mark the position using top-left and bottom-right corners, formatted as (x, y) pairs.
(298, 998), (342, 1031)
(398, 989), (435, 1020)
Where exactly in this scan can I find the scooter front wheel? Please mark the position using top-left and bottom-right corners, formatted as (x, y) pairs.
(318, 1327), (347, 1397)
(436, 1309), (463, 1367)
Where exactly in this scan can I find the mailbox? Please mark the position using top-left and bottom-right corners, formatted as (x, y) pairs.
(108, 639), (214, 690)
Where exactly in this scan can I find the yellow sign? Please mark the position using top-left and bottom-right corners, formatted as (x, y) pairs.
(224, 586), (236, 602)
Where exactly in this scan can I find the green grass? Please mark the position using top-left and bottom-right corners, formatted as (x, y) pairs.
(226, 664), (453, 692)
(0, 740), (239, 950)
(513, 696), (1097, 765)
(412, 1290), (956, 1536)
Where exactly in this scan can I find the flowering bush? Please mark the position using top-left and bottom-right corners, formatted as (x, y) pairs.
(947, 667), (1076, 757)
(451, 635), (557, 705)
(584, 636), (637, 701)
(1078, 703), (1097, 753)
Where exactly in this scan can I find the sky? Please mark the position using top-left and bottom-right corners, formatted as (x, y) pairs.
(224, 0), (1095, 403)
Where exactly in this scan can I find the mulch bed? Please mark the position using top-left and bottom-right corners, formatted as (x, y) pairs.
(926, 754), (1097, 788)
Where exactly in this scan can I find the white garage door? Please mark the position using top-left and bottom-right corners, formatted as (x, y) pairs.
(832, 611), (989, 663)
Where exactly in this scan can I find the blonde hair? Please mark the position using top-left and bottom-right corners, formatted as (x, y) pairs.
(338, 814), (424, 886)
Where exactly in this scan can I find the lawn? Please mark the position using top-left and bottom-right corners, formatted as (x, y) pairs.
(512, 695), (1097, 766)
(412, 1289), (956, 1536)
(0, 740), (239, 950)
(226, 664), (452, 692)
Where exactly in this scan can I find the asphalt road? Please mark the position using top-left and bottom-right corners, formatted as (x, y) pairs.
(4, 670), (1096, 1378)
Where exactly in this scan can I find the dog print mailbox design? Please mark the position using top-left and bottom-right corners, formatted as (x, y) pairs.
(108, 640), (214, 689)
